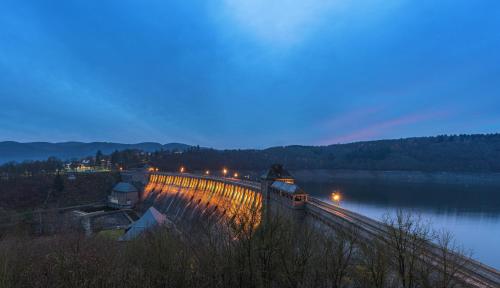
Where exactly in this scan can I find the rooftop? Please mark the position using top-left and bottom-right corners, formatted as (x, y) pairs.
(271, 181), (305, 195)
(113, 182), (138, 193)
(120, 207), (166, 241)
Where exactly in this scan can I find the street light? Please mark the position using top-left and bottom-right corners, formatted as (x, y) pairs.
(233, 173), (239, 178)
(180, 167), (185, 173)
(205, 170), (210, 175)
(331, 192), (341, 205)
(223, 168), (228, 177)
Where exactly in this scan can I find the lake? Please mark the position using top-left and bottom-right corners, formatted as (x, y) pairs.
(299, 180), (500, 270)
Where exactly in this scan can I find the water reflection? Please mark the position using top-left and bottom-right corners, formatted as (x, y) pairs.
(299, 180), (500, 269)
(301, 180), (500, 218)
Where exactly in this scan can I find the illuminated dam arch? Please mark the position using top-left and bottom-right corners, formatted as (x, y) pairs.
(143, 173), (263, 227)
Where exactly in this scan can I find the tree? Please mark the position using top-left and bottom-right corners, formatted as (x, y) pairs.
(434, 230), (471, 288)
(318, 228), (358, 288)
(384, 210), (432, 288)
(52, 172), (64, 198)
(110, 150), (119, 166)
(359, 239), (389, 288)
(95, 150), (103, 167)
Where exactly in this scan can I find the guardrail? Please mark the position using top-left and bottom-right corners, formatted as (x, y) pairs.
(149, 172), (261, 191)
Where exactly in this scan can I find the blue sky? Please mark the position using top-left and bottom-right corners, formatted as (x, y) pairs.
(1, 0), (499, 148)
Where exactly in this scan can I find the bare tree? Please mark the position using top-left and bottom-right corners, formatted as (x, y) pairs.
(358, 238), (390, 288)
(317, 227), (358, 288)
(274, 219), (316, 288)
(384, 210), (432, 288)
(433, 230), (472, 288)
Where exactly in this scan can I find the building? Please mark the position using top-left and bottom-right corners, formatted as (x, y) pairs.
(108, 182), (139, 209)
(261, 164), (309, 223)
(120, 207), (167, 241)
(269, 181), (308, 209)
(261, 164), (295, 184)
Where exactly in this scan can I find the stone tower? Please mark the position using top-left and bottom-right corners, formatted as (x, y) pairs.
(261, 164), (297, 222)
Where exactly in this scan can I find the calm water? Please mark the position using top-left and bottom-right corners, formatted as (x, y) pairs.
(299, 180), (500, 269)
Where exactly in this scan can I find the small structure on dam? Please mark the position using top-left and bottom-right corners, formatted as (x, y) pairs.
(261, 164), (308, 216)
(120, 207), (167, 241)
(108, 182), (139, 209)
(269, 181), (308, 209)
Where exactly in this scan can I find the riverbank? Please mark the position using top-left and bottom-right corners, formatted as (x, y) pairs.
(291, 169), (500, 186)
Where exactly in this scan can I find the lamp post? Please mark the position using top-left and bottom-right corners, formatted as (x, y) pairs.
(331, 192), (341, 206)
(223, 168), (228, 178)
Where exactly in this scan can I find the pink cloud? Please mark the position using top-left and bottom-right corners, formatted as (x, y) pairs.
(320, 110), (451, 145)
(320, 106), (384, 130)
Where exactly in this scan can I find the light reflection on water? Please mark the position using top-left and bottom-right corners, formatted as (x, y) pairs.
(300, 180), (500, 269)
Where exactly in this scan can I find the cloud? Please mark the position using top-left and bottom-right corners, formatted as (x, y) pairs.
(216, 0), (338, 48)
(321, 110), (452, 145)
(319, 106), (385, 130)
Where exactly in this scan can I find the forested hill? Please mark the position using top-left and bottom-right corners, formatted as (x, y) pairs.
(2, 134), (500, 173)
(0, 141), (191, 164)
(151, 134), (500, 173)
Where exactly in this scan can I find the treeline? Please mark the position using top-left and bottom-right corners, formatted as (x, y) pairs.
(0, 173), (120, 211)
(0, 210), (471, 288)
(0, 157), (64, 176)
(3, 134), (500, 174)
(149, 134), (500, 173)
(0, 149), (142, 176)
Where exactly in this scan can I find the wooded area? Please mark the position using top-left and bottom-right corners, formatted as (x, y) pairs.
(148, 134), (500, 173)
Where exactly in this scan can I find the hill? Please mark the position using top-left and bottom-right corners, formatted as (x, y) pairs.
(149, 134), (500, 173)
(0, 141), (191, 163)
(3, 134), (500, 173)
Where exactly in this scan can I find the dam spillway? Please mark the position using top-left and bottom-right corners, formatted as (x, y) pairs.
(142, 173), (262, 228)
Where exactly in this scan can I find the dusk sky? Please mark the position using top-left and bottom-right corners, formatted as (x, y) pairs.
(1, 0), (499, 148)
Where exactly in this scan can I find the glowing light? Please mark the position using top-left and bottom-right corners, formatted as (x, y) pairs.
(331, 192), (341, 204)
(233, 173), (239, 178)
(180, 167), (185, 173)
(223, 168), (228, 176)
(155, 168), (159, 172)
(205, 170), (210, 175)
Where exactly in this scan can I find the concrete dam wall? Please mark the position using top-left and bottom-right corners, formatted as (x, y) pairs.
(142, 173), (262, 227)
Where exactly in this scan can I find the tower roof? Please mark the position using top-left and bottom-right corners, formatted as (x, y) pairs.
(113, 182), (138, 193)
(261, 164), (294, 180)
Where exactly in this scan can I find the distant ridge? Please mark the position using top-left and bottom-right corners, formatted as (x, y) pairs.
(0, 141), (192, 163)
(143, 134), (500, 173)
(3, 134), (500, 172)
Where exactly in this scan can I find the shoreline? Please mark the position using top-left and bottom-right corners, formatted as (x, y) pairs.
(291, 169), (500, 186)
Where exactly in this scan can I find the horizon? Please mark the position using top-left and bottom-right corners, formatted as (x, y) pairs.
(1, 1), (499, 149)
(2, 131), (500, 150)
